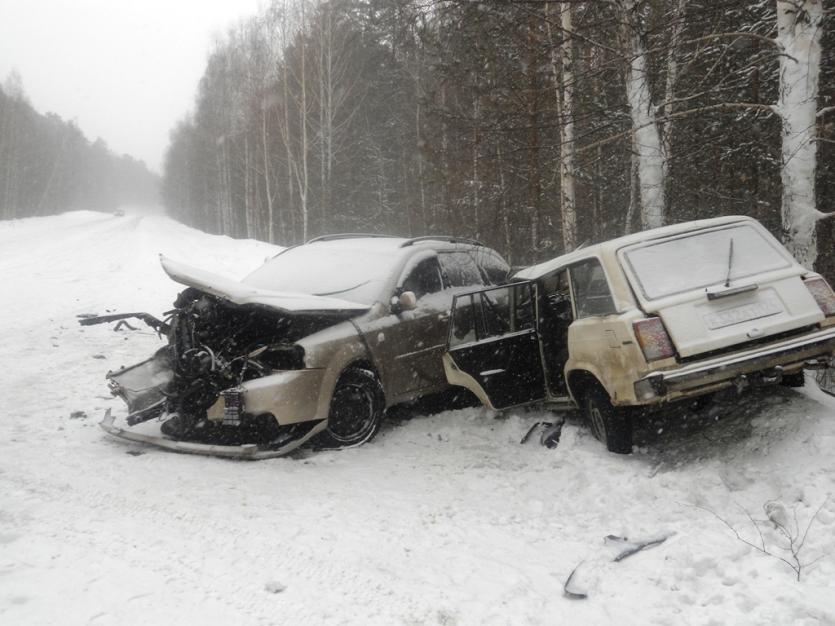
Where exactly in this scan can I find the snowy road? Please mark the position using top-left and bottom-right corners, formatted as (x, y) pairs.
(1, 211), (834, 625)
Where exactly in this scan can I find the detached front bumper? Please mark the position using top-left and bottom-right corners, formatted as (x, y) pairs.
(99, 410), (326, 459)
(635, 326), (835, 401)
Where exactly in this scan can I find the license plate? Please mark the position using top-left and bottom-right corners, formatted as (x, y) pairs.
(703, 298), (783, 330)
(221, 388), (245, 426)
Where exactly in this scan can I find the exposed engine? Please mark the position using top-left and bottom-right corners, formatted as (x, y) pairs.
(90, 287), (348, 443)
(161, 288), (339, 427)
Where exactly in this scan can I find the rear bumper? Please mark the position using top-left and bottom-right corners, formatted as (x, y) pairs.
(635, 326), (835, 400)
(99, 410), (325, 459)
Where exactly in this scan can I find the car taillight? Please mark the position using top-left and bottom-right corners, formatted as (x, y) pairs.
(633, 317), (676, 361)
(804, 277), (835, 316)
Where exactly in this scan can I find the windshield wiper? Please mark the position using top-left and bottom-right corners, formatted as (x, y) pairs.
(724, 237), (734, 287)
(314, 280), (370, 297)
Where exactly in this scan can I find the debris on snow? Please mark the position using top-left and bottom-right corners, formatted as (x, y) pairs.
(264, 581), (286, 594)
(605, 533), (674, 562)
(562, 562), (588, 599)
(563, 532), (675, 599)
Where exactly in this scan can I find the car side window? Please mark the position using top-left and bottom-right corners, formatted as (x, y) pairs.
(401, 257), (443, 300)
(449, 283), (535, 347)
(541, 270), (574, 322)
(439, 252), (484, 288)
(450, 294), (477, 347)
(472, 248), (510, 285)
(569, 258), (617, 318)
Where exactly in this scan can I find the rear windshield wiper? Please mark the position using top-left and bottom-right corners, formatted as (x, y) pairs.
(724, 237), (734, 287)
(707, 237), (757, 299)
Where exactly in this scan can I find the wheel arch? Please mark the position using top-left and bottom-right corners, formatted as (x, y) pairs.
(566, 369), (606, 406)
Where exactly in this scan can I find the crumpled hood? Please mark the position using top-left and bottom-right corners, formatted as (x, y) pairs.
(160, 255), (371, 315)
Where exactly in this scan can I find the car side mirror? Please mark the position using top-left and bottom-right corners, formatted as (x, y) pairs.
(391, 291), (417, 314)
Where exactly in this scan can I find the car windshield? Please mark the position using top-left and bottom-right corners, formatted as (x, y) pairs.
(243, 243), (400, 305)
(623, 224), (792, 300)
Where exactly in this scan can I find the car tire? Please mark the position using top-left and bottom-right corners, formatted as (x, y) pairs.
(780, 370), (805, 388)
(583, 384), (633, 454)
(315, 367), (385, 449)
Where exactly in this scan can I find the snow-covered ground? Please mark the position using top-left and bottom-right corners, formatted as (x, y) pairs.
(1, 210), (834, 625)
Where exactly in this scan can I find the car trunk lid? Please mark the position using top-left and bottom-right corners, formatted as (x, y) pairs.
(620, 222), (824, 359)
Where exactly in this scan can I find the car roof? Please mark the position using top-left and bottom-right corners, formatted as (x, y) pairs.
(515, 215), (757, 281)
(297, 234), (491, 257)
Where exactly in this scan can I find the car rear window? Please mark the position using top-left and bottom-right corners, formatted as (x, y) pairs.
(623, 224), (792, 300)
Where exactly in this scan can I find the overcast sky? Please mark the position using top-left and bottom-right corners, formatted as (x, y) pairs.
(0, 0), (263, 174)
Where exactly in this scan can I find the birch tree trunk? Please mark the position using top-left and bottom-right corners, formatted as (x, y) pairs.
(775, 0), (823, 268)
(558, 3), (577, 251)
(261, 105), (276, 243)
(622, 0), (667, 230)
(297, 1), (310, 241)
(471, 91), (480, 239)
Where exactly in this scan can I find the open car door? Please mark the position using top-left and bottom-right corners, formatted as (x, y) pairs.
(443, 282), (546, 409)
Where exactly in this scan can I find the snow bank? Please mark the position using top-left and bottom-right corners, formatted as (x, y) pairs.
(1, 211), (834, 625)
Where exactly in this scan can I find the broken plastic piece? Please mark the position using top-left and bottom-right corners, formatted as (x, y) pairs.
(563, 562), (588, 599)
(78, 312), (169, 333)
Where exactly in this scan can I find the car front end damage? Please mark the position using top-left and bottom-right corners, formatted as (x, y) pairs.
(97, 286), (357, 458)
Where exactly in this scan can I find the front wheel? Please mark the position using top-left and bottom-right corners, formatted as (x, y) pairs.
(314, 368), (385, 449)
(583, 384), (633, 454)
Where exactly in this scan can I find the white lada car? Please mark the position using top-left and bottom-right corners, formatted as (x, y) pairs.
(442, 216), (835, 453)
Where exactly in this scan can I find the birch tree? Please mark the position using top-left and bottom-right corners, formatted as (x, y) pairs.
(620, 0), (667, 230)
(775, 0), (826, 268)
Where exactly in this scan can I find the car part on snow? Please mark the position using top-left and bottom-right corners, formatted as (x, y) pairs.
(606, 533), (673, 563)
(519, 420), (564, 448)
(562, 563), (587, 599)
(563, 533), (674, 599)
(520, 421), (553, 444)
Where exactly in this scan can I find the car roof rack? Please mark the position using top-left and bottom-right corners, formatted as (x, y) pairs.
(399, 235), (485, 248)
(305, 233), (400, 244)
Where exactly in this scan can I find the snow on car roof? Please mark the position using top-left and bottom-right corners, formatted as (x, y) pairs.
(515, 215), (755, 280)
(244, 235), (489, 306)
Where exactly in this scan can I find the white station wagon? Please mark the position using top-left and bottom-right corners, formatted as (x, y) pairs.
(442, 216), (835, 453)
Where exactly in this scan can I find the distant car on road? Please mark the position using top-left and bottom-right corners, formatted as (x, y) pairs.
(89, 234), (510, 458)
(442, 216), (835, 453)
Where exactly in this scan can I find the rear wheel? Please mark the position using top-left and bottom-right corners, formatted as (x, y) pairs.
(315, 368), (385, 449)
(583, 384), (633, 454)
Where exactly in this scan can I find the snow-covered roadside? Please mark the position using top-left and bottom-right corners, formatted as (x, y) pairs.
(1, 211), (834, 625)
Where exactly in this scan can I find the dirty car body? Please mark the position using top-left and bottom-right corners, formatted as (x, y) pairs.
(95, 235), (510, 457)
(442, 216), (835, 453)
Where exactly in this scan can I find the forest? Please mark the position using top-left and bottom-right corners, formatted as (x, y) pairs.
(164, 0), (828, 279)
(0, 72), (159, 218)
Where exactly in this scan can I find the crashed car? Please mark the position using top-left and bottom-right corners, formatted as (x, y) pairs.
(442, 216), (835, 453)
(86, 235), (509, 458)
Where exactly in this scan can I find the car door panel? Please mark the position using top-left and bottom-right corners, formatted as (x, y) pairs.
(446, 283), (546, 409)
